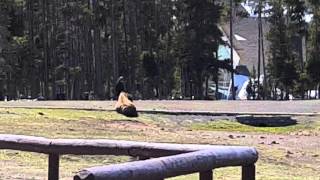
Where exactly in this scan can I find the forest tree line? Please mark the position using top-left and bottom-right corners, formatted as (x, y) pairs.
(0, 0), (319, 100)
(265, 0), (320, 100)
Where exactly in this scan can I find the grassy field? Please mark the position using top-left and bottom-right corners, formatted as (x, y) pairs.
(0, 108), (319, 180)
(191, 118), (320, 135)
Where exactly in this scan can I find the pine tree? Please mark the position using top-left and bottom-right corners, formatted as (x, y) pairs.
(285, 0), (307, 99)
(307, 0), (320, 99)
(177, 0), (222, 99)
(0, 0), (11, 99)
(267, 0), (298, 100)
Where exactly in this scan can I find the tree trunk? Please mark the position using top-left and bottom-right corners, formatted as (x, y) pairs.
(318, 84), (320, 99)
(257, 1), (262, 100)
(260, 14), (267, 100)
(122, 0), (129, 90)
(111, 0), (118, 89)
(205, 76), (208, 98)
(42, 0), (49, 99)
(230, 0), (235, 100)
(215, 77), (219, 100)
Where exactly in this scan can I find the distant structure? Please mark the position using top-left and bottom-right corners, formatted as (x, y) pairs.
(214, 1), (311, 100)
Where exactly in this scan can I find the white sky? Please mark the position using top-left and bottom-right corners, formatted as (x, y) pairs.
(241, 1), (313, 23)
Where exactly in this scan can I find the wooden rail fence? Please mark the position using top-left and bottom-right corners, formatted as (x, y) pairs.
(0, 134), (258, 180)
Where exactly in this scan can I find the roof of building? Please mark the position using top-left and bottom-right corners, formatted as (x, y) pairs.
(221, 17), (269, 73)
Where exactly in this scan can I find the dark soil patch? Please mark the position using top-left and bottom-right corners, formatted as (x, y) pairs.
(236, 115), (297, 127)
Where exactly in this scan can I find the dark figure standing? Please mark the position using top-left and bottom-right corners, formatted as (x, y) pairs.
(115, 76), (125, 98)
(246, 79), (253, 100)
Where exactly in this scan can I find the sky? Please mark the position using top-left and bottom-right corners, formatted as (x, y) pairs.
(241, 0), (313, 23)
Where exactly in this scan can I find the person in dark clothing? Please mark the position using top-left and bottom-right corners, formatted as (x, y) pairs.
(115, 76), (125, 98)
(246, 79), (253, 100)
(115, 76), (134, 101)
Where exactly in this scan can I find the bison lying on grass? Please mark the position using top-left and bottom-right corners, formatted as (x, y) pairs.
(115, 92), (138, 117)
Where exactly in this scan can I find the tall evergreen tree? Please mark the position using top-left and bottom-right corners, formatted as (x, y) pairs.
(285, 0), (307, 99)
(0, 0), (11, 99)
(177, 0), (222, 99)
(267, 0), (298, 100)
(307, 0), (320, 98)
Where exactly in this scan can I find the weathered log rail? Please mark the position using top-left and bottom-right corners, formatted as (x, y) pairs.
(0, 134), (258, 180)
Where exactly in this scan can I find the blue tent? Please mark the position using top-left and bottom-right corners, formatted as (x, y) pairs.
(228, 74), (249, 100)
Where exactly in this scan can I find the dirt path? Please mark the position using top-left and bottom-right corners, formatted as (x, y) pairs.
(0, 100), (319, 114)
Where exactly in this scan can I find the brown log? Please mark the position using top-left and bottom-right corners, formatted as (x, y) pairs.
(0, 134), (256, 158)
(74, 148), (258, 180)
(0, 134), (51, 154)
(0, 135), (258, 180)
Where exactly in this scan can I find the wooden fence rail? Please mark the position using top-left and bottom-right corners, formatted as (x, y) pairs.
(0, 134), (258, 180)
(74, 148), (257, 180)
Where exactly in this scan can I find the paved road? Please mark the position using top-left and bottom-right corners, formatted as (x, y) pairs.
(0, 100), (319, 115)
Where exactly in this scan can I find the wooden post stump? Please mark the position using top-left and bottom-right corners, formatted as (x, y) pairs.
(200, 170), (213, 180)
(242, 164), (255, 180)
(48, 153), (59, 180)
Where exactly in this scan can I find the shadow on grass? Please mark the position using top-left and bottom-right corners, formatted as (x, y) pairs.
(236, 116), (297, 127)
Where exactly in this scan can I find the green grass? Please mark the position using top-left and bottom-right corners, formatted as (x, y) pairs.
(0, 108), (155, 179)
(190, 119), (320, 134)
(0, 108), (156, 138)
(0, 108), (318, 180)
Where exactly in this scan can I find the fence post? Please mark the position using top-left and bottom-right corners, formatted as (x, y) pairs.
(48, 153), (60, 180)
(242, 164), (255, 180)
(199, 170), (213, 180)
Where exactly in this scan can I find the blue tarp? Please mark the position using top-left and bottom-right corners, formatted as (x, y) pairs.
(234, 74), (249, 94)
(227, 74), (249, 99)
